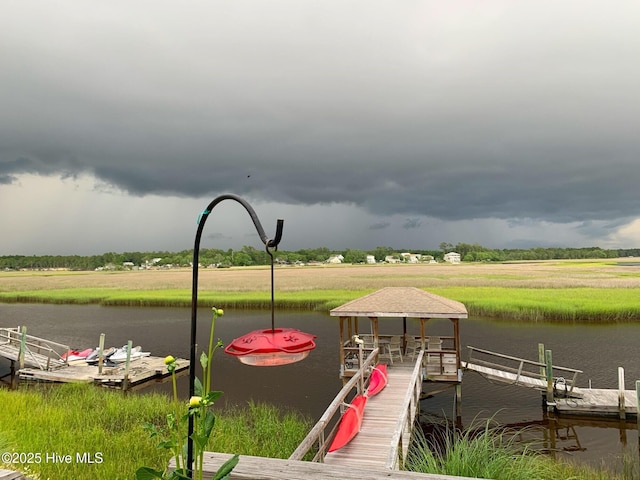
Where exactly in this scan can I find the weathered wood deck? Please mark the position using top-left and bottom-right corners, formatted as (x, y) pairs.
(0, 469), (26, 480)
(554, 388), (638, 417)
(323, 360), (416, 469)
(169, 452), (479, 480)
(17, 355), (189, 389)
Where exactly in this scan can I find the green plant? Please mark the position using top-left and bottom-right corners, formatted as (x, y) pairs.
(136, 307), (237, 480)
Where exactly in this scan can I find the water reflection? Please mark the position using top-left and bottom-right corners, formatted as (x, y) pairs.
(0, 303), (639, 471)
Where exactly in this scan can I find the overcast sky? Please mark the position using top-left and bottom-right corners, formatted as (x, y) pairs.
(2, 1), (639, 255)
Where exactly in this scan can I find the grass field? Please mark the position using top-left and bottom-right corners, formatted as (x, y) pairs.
(1, 260), (640, 322)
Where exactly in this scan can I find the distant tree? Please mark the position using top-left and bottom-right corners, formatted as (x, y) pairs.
(439, 242), (454, 253)
(343, 249), (367, 264)
(372, 246), (395, 262)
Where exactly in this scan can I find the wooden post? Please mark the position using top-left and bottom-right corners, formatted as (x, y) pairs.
(538, 343), (545, 379)
(636, 381), (640, 440)
(545, 350), (554, 412)
(19, 326), (27, 370)
(10, 360), (16, 389)
(98, 333), (106, 375)
(122, 340), (133, 391)
(455, 383), (462, 422)
(618, 367), (626, 420)
(339, 317), (346, 382)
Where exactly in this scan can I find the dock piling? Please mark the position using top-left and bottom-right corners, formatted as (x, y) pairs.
(538, 343), (545, 379)
(636, 381), (640, 439)
(18, 326), (27, 370)
(122, 340), (133, 391)
(618, 367), (626, 420)
(545, 350), (554, 412)
(98, 333), (105, 375)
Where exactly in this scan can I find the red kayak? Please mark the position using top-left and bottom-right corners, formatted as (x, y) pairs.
(328, 394), (367, 452)
(365, 364), (388, 397)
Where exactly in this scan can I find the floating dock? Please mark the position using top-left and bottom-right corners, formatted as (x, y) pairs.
(0, 469), (26, 480)
(1, 327), (188, 390)
(18, 355), (189, 390)
(465, 345), (639, 419)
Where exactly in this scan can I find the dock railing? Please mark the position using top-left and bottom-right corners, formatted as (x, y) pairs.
(385, 348), (424, 470)
(0, 327), (70, 371)
(290, 347), (379, 463)
(466, 346), (582, 395)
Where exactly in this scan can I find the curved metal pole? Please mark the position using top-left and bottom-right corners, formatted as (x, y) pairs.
(187, 194), (283, 478)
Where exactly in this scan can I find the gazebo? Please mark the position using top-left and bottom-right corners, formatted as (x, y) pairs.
(330, 287), (468, 384)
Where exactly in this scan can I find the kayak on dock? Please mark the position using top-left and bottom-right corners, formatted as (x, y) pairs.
(365, 364), (388, 397)
(328, 394), (367, 452)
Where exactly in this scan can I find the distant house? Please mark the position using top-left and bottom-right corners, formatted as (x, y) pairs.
(366, 255), (376, 264)
(384, 255), (400, 264)
(326, 254), (344, 264)
(444, 252), (461, 264)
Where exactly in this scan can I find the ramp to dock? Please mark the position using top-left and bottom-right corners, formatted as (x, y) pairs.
(463, 346), (583, 398)
(0, 327), (68, 371)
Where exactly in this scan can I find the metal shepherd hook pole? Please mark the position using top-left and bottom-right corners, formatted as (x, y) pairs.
(187, 194), (283, 478)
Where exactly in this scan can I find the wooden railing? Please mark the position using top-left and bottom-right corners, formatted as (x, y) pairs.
(466, 346), (582, 395)
(290, 348), (379, 462)
(385, 349), (424, 470)
(0, 327), (69, 371)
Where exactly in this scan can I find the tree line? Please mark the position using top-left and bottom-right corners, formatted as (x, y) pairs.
(1, 244), (638, 271)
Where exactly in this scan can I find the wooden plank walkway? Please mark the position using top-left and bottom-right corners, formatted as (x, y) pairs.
(323, 361), (416, 469)
(170, 452), (479, 480)
(465, 361), (558, 391)
(0, 469), (26, 480)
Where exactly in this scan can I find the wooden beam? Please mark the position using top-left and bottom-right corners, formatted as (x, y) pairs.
(171, 452), (480, 480)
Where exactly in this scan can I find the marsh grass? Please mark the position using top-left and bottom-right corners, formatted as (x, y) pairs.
(2, 261), (640, 322)
(211, 401), (314, 459)
(407, 420), (627, 480)
(429, 286), (640, 322)
(0, 384), (312, 480)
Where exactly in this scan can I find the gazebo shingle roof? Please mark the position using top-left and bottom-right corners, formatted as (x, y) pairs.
(330, 287), (468, 318)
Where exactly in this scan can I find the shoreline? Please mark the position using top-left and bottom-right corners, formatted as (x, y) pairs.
(1, 261), (639, 323)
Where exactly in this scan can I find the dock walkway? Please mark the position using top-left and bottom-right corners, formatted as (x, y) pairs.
(324, 360), (417, 469)
(0, 469), (26, 480)
(174, 452), (479, 480)
(291, 349), (424, 470)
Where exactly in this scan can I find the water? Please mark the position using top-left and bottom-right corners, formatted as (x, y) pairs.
(1, 303), (638, 470)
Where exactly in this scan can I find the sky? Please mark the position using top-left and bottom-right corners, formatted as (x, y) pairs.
(2, 1), (640, 255)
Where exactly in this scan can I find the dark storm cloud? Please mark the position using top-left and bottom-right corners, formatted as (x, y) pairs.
(403, 218), (422, 230)
(369, 222), (391, 231)
(2, 0), (639, 229)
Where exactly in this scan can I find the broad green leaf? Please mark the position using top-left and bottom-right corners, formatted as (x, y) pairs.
(194, 377), (203, 396)
(203, 410), (216, 438)
(213, 454), (239, 480)
(135, 466), (166, 480)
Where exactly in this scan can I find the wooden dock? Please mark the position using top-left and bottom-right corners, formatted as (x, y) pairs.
(464, 345), (640, 419)
(323, 361), (417, 469)
(0, 469), (26, 480)
(553, 388), (638, 417)
(170, 451), (479, 480)
(1, 327), (188, 390)
(291, 349), (424, 470)
(18, 355), (189, 389)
